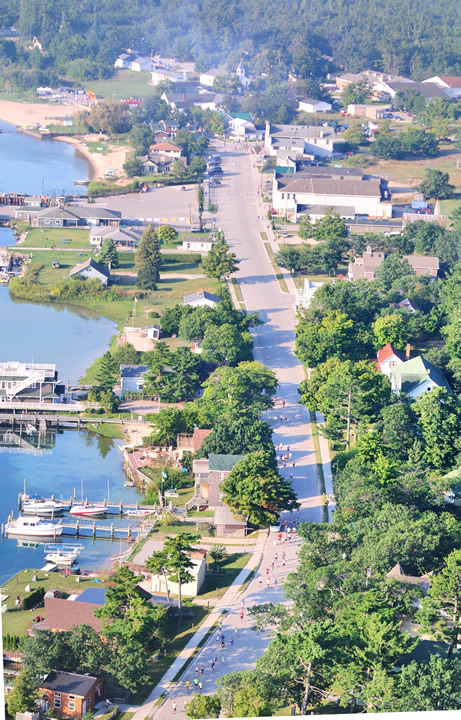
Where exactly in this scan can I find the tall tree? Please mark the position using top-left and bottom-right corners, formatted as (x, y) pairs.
(6, 671), (39, 714)
(136, 224), (162, 290)
(417, 169), (455, 200)
(162, 532), (200, 624)
(99, 236), (119, 269)
(202, 241), (240, 280)
(220, 450), (300, 526)
(392, 656), (461, 711)
(418, 549), (461, 655)
(413, 388), (461, 471)
(96, 350), (118, 390)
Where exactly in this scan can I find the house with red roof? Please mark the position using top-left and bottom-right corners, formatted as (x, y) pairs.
(376, 343), (406, 379)
(148, 141), (183, 157)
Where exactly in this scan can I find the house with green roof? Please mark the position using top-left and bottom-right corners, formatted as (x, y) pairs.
(391, 355), (451, 399)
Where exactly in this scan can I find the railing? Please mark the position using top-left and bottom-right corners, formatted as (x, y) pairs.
(185, 496), (209, 510)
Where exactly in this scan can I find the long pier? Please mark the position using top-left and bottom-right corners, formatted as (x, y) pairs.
(60, 521), (136, 539)
(0, 413), (148, 429)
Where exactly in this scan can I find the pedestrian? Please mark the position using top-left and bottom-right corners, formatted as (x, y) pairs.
(287, 445), (290, 452)
(266, 566), (270, 575)
(275, 552), (278, 561)
(198, 681), (203, 691)
(200, 666), (204, 676)
(274, 577), (278, 585)
(230, 636), (234, 645)
(221, 639), (225, 648)
(240, 610), (244, 620)
(289, 453), (292, 460)
(195, 665), (199, 676)
(279, 442), (283, 450)
(282, 551), (285, 559)
(283, 462), (287, 468)
(282, 558), (286, 567)
(172, 701), (177, 713)
(185, 680), (191, 691)
(287, 526), (291, 536)
(293, 461), (296, 467)
(259, 576), (263, 586)
(282, 400), (286, 408)
(194, 677), (199, 687)
(214, 654), (217, 663)
(234, 627), (238, 638)
(221, 656), (225, 664)
(276, 455), (280, 463)
(267, 577), (271, 586)
(290, 473), (293, 480)
(211, 660), (215, 672)
(278, 532), (282, 542)
(293, 527), (297, 536)
(271, 561), (274, 570)
(273, 539), (277, 548)
(240, 599), (244, 609)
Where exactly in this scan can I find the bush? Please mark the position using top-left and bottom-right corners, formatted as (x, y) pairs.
(149, 310), (161, 318)
(22, 586), (45, 610)
(162, 253), (201, 264)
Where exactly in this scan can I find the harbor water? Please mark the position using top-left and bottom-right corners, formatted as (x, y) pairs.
(0, 119), (91, 196)
(0, 428), (141, 585)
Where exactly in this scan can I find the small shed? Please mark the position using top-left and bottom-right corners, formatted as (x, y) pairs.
(214, 505), (247, 537)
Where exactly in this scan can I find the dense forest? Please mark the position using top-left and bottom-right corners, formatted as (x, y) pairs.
(1, 0), (461, 87)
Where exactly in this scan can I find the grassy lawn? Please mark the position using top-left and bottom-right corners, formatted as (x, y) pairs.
(440, 195), (461, 223)
(81, 70), (154, 100)
(262, 236), (289, 293)
(85, 422), (125, 440)
(20, 228), (91, 249)
(2, 568), (107, 637)
(198, 553), (252, 600)
(129, 605), (210, 704)
(161, 259), (203, 274)
(149, 521), (214, 538)
(24, 250), (96, 284)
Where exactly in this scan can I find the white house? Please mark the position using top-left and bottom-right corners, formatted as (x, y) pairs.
(68, 258), (110, 285)
(90, 227), (142, 249)
(295, 279), (323, 310)
(119, 364), (149, 397)
(200, 68), (227, 87)
(151, 549), (207, 596)
(236, 59), (251, 88)
(376, 343), (406, 379)
(151, 67), (187, 86)
(114, 53), (132, 69)
(372, 80), (449, 101)
(298, 98), (332, 114)
(423, 76), (461, 99)
(130, 56), (155, 72)
(184, 290), (222, 308)
(228, 116), (258, 140)
(148, 141), (183, 158)
(182, 238), (215, 252)
(391, 356), (451, 399)
(265, 122), (341, 159)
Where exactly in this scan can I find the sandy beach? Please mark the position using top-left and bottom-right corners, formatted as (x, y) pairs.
(0, 99), (127, 180)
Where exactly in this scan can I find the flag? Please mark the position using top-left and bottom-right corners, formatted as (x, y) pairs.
(162, 471), (167, 479)
(134, 296), (138, 303)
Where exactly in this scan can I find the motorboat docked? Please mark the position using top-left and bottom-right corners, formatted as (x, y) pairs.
(5, 515), (63, 538)
(21, 497), (70, 515)
(69, 504), (106, 517)
(74, 178), (90, 185)
(44, 543), (82, 566)
(125, 509), (154, 517)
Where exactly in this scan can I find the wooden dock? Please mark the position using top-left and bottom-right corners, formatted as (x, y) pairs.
(60, 521), (136, 539)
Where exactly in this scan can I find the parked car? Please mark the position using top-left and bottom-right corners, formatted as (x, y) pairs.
(209, 179), (221, 186)
(208, 168), (223, 176)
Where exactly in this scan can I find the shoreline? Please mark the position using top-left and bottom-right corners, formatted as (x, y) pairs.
(0, 99), (127, 181)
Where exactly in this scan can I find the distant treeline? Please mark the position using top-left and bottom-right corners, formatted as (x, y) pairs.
(1, 0), (461, 87)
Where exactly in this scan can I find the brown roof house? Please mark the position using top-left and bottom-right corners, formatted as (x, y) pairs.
(176, 427), (213, 459)
(39, 670), (103, 718)
(348, 247), (439, 281)
(32, 587), (105, 634)
(190, 454), (247, 536)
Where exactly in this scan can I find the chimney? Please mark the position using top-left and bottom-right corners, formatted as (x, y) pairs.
(405, 343), (411, 359)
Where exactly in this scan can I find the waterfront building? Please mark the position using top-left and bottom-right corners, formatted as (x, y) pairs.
(0, 361), (64, 405)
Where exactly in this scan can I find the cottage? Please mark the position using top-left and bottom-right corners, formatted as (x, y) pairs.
(184, 290), (222, 307)
(177, 427), (213, 458)
(151, 548), (207, 596)
(214, 505), (247, 538)
(161, 86), (224, 112)
(298, 98), (332, 114)
(68, 258), (110, 286)
(348, 248), (439, 281)
(182, 237), (215, 252)
(39, 670), (104, 718)
(149, 141), (183, 158)
(347, 104), (391, 120)
(376, 343), (406, 379)
(120, 364), (149, 397)
(227, 116), (259, 140)
(151, 67), (187, 86)
(191, 454), (244, 509)
(90, 226), (142, 249)
(200, 67), (227, 88)
(391, 355), (451, 398)
(403, 254), (439, 278)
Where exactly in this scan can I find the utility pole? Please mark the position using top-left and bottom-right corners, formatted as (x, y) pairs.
(346, 386), (352, 450)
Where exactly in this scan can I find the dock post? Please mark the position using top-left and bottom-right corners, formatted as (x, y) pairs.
(73, 487), (77, 499)
(17, 493), (21, 511)
(53, 528), (56, 541)
(119, 500), (123, 513)
(1, 523), (3, 540)
(93, 522), (96, 538)
(76, 520), (79, 537)
(103, 498), (107, 507)
(110, 523), (114, 539)
(128, 524), (131, 538)
(136, 500), (139, 510)
(78, 417), (80, 430)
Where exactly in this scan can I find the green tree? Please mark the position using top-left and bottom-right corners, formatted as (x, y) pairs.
(99, 237), (119, 269)
(370, 132), (403, 159)
(186, 694), (221, 719)
(233, 684), (274, 717)
(129, 123), (153, 153)
(75, 100), (131, 134)
(297, 214), (313, 240)
(342, 123), (366, 151)
(197, 415), (273, 457)
(163, 532), (200, 623)
(341, 82), (369, 106)
(146, 548), (173, 602)
(313, 212), (349, 242)
(201, 323), (253, 366)
(208, 543), (228, 570)
(377, 402), (418, 460)
(414, 388), (461, 471)
(374, 253), (415, 290)
(418, 549), (461, 655)
(147, 407), (191, 446)
(202, 242), (240, 280)
(220, 450), (300, 526)
(393, 89), (426, 113)
(6, 671), (39, 714)
(96, 351), (118, 390)
(417, 169), (455, 200)
(158, 224), (179, 245)
(392, 656), (461, 711)
(295, 310), (355, 368)
(136, 224), (162, 289)
(123, 156), (143, 177)
(372, 312), (411, 350)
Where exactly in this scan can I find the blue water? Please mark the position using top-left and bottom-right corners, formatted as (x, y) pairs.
(0, 226), (16, 246)
(0, 119), (91, 196)
(0, 430), (141, 584)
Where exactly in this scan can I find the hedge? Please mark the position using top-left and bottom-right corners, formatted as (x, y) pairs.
(21, 586), (45, 610)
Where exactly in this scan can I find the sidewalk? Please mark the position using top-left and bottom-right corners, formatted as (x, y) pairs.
(316, 412), (336, 522)
(124, 530), (267, 719)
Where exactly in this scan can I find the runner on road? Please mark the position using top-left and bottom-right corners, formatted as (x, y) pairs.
(185, 680), (191, 691)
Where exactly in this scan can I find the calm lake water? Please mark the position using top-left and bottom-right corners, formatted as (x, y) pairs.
(0, 118), (91, 196)
(0, 429), (142, 584)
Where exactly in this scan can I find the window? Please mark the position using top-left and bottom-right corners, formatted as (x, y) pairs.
(68, 702), (75, 711)
(281, 193), (284, 199)
(54, 698), (61, 708)
(86, 697), (92, 708)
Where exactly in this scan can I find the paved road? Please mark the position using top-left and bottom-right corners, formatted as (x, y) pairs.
(141, 145), (322, 718)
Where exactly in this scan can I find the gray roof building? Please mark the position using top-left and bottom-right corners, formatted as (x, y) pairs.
(40, 670), (100, 696)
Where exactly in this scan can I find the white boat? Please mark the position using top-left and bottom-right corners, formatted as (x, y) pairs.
(6, 515), (63, 538)
(125, 508), (153, 517)
(69, 504), (106, 517)
(22, 498), (70, 515)
(44, 543), (82, 566)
